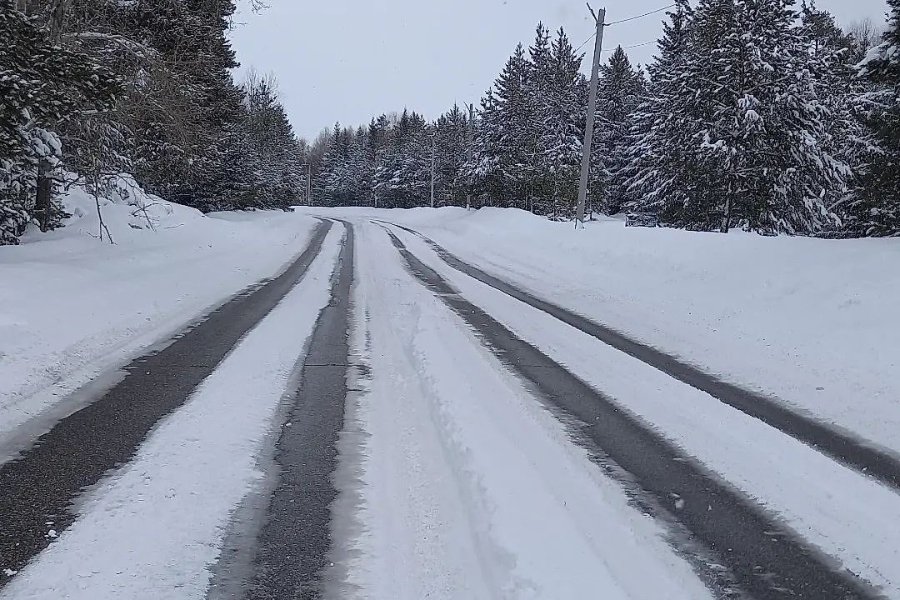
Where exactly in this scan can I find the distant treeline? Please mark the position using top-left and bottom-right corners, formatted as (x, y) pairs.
(313, 0), (899, 236)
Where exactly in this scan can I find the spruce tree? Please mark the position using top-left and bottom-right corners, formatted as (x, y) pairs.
(539, 28), (586, 218)
(849, 0), (900, 236)
(627, 0), (848, 234)
(123, 0), (244, 209)
(591, 46), (645, 215)
(798, 2), (872, 234)
(467, 92), (504, 207)
(623, 0), (697, 224)
(0, 2), (118, 244)
(492, 44), (531, 207)
(434, 104), (469, 206)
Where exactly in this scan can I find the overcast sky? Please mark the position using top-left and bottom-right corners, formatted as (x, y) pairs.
(230, 0), (889, 141)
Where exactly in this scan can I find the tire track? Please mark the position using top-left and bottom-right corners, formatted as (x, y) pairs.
(384, 227), (880, 600)
(381, 220), (900, 493)
(0, 220), (333, 584)
(245, 221), (354, 600)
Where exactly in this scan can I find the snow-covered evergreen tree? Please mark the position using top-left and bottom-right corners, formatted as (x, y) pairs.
(434, 104), (470, 206)
(591, 46), (645, 215)
(797, 2), (874, 234)
(848, 0), (900, 236)
(0, 2), (117, 244)
(538, 28), (586, 218)
(492, 43), (531, 206)
(623, 0), (697, 223)
(627, 0), (848, 234)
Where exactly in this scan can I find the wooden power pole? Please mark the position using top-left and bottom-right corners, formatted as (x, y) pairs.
(575, 4), (606, 228)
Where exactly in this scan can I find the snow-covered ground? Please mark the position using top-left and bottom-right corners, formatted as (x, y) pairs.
(0, 180), (318, 453)
(302, 206), (900, 456)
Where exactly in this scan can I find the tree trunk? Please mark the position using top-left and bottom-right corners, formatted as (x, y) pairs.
(721, 196), (731, 233)
(35, 161), (53, 232)
(48, 0), (71, 42)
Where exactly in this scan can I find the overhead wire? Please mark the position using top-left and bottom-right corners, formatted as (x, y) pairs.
(576, 36), (657, 55)
(575, 3), (675, 55)
(604, 3), (676, 26)
(607, 40), (655, 52)
(575, 32), (596, 54)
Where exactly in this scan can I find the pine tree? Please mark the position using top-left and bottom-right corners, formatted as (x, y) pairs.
(539, 28), (586, 218)
(319, 123), (350, 206)
(434, 104), (469, 206)
(492, 43), (531, 207)
(798, 2), (872, 234)
(524, 23), (555, 211)
(122, 0), (244, 210)
(626, 0), (848, 234)
(623, 0), (697, 223)
(467, 92), (504, 207)
(591, 46), (645, 215)
(848, 0), (900, 236)
(0, 2), (118, 244)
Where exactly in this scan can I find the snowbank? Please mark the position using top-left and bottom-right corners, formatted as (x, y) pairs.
(0, 178), (318, 452)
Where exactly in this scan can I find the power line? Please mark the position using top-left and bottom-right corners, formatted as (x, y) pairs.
(604, 3), (675, 26)
(579, 36), (655, 55)
(605, 39), (655, 52)
(575, 32), (596, 54)
(576, 2), (676, 54)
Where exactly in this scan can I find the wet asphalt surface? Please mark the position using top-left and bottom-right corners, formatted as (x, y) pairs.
(386, 228), (879, 600)
(243, 222), (354, 600)
(385, 221), (900, 493)
(0, 220), (332, 583)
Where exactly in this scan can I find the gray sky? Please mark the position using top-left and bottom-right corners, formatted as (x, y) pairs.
(230, 0), (889, 141)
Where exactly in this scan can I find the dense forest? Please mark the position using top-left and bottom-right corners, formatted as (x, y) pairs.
(2, 0), (898, 242)
(312, 0), (900, 236)
(0, 0), (306, 245)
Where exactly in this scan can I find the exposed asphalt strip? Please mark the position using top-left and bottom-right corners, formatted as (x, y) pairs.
(0, 219), (333, 585)
(384, 227), (880, 600)
(380, 220), (900, 493)
(243, 221), (354, 600)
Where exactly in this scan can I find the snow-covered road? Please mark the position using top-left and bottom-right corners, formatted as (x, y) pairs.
(328, 221), (712, 599)
(1, 209), (898, 600)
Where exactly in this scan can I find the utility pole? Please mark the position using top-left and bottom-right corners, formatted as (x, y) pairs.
(575, 4), (606, 228)
(430, 130), (436, 208)
(466, 103), (475, 211)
